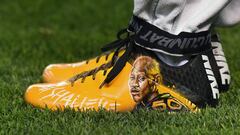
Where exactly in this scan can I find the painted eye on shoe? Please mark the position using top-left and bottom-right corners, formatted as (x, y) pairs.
(138, 76), (146, 82)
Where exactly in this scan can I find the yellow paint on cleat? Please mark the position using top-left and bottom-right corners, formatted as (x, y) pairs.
(26, 60), (199, 112)
(42, 50), (125, 83)
(26, 63), (136, 112)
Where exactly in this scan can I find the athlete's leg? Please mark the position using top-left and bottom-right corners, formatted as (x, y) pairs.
(132, 0), (232, 106)
(133, 0), (231, 34)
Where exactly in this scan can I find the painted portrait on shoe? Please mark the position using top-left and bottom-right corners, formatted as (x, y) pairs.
(128, 56), (190, 111)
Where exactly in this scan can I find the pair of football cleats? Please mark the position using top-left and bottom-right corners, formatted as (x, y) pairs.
(25, 16), (230, 112)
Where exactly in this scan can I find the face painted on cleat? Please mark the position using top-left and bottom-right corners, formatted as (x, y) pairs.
(129, 56), (162, 103)
(128, 56), (196, 112)
(129, 67), (150, 102)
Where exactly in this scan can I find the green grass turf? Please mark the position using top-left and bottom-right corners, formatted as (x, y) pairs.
(0, 0), (240, 134)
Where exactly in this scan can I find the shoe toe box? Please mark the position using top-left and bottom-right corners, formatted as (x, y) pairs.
(25, 84), (44, 108)
(42, 64), (75, 83)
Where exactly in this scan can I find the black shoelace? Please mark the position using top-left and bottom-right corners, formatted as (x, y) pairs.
(69, 28), (136, 88)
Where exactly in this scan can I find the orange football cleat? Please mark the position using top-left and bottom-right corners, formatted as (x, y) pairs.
(25, 55), (199, 112)
(25, 16), (220, 112)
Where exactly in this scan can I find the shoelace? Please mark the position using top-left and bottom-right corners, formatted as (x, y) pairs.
(85, 48), (115, 64)
(69, 55), (118, 86)
(69, 28), (136, 88)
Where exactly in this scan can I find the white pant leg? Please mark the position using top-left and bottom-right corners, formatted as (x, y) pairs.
(134, 0), (186, 34)
(215, 0), (240, 27)
(134, 0), (231, 34)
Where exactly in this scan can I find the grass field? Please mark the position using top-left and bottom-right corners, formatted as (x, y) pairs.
(0, 0), (240, 134)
